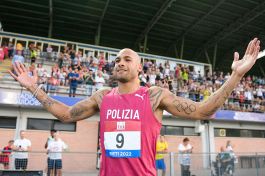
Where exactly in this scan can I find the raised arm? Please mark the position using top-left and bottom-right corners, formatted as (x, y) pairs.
(9, 62), (108, 122)
(152, 38), (260, 120)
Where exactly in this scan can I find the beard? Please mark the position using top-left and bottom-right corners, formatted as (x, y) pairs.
(113, 74), (130, 83)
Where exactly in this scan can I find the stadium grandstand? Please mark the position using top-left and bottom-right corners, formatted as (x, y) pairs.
(0, 0), (265, 176)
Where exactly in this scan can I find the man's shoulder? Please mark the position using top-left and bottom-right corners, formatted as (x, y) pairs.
(98, 87), (112, 95)
(147, 86), (164, 94)
(91, 87), (112, 102)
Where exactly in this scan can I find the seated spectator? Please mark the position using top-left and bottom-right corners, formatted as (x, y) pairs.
(46, 76), (59, 95)
(12, 50), (24, 65)
(36, 64), (46, 84)
(46, 67), (60, 95)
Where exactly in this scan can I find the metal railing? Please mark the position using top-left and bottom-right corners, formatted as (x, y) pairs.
(0, 151), (265, 176)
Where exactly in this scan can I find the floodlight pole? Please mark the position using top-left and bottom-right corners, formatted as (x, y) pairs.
(48, 0), (53, 38)
(173, 44), (179, 58)
(213, 43), (218, 70)
(143, 35), (148, 53)
(95, 0), (110, 45)
(180, 36), (185, 59)
(204, 49), (211, 65)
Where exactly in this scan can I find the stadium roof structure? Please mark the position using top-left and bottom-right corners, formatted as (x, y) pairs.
(1, 0), (265, 75)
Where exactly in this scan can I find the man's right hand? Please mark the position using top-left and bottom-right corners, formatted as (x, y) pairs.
(8, 62), (38, 90)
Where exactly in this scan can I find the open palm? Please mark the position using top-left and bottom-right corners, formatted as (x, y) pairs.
(231, 38), (260, 77)
(9, 62), (38, 89)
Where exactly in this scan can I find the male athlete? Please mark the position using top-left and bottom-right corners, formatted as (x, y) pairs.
(9, 38), (260, 175)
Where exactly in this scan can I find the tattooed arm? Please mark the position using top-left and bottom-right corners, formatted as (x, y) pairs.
(150, 72), (241, 120)
(9, 62), (109, 122)
(27, 85), (108, 122)
(151, 38), (260, 120)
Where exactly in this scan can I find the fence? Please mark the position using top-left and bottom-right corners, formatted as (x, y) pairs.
(0, 150), (265, 176)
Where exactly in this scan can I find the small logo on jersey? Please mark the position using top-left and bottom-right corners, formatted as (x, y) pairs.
(135, 94), (145, 100)
(117, 122), (125, 130)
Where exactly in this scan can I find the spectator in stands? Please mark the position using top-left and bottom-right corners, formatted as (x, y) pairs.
(0, 140), (14, 170)
(72, 53), (79, 67)
(46, 66), (59, 95)
(156, 135), (168, 176)
(94, 71), (105, 91)
(58, 68), (66, 86)
(164, 64), (170, 77)
(8, 41), (14, 58)
(30, 44), (37, 64)
(102, 69), (110, 81)
(202, 85), (212, 101)
(98, 52), (106, 70)
(13, 130), (31, 170)
(90, 56), (99, 72)
(62, 46), (69, 54)
(182, 67), (189, 85)
(36, 64), (46, 84)
(84, 69), (95, 96)
(0, 46), (4, 62)
(46, 45), (53, 60)
(83, 54), (91, 68)
(36, 45), (42, 60)
(69, 47), (75, 64)
(58, 52), (64, 69)
(28, 64), (36, 77)
(12, 50), (24, 65)
(244, 87), (253, 110)
(2, 42), (9, 59)
(77, 68), (84, 85)
(68, 68), (79, 97)
(62, 53), (71, 68)
(178, 137), (193, 176)
(175, 66), (183, 89)
(36, 64), (45, 80)
(47, 131), (67, 176)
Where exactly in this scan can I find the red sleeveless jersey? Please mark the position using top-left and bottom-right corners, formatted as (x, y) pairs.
(99, 87), (161, 176)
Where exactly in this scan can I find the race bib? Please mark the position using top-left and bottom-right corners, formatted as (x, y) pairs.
(104, 121), (141, 158)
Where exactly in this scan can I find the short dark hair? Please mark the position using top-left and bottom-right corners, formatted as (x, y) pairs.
(51, 129), (57, 133)
(183, 137), (189, 142)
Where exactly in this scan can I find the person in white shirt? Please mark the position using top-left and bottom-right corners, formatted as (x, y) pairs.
(94, 71), (105, 91)
(226, 140), (234, 152)
(46, 45), (53, 60)
(47, 131), (67, 176)
(178, 137), (193, 176)
(13, 130), (31, 170)
(44, 129), (57, 176)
